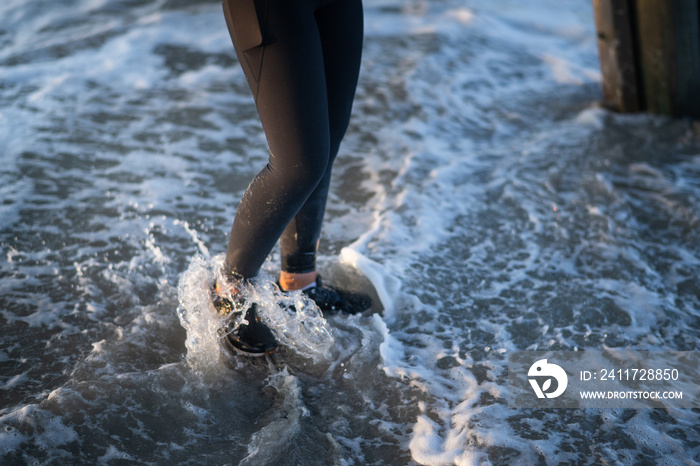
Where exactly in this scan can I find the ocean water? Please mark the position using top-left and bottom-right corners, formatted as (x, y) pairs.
(1, 0), (699, 464)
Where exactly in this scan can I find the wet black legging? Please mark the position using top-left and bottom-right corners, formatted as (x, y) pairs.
(221, 0), (363, 279)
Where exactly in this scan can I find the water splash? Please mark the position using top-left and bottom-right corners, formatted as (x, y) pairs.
(177, 254), (335, 367)
(176, 255), (223, 369)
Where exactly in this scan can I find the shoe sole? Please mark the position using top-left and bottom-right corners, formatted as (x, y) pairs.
(221, 333), (278, 357)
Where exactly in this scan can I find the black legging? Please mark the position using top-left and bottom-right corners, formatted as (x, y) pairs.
(222, 0), (363, 279)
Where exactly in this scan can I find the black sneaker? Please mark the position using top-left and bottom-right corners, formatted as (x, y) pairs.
(212, 285), (277, 357)
(302, 275), (372, 314)
(219, 304), (277, 357)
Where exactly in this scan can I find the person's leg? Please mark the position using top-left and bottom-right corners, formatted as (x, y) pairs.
(222, 0), (333, 280)
(279, 0), (364, 290)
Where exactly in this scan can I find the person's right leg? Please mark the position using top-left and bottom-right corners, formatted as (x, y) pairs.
(222, 0), (333, 281)
(219, 0), (340, 355)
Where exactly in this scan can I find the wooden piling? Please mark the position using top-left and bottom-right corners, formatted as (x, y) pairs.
(593, 0), (700, 119)
(593, 0), (641, 112)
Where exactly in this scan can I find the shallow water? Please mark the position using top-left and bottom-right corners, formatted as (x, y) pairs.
(1, 0), (699, 464)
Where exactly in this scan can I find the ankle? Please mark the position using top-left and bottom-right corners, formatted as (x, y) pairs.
(279, 270), (318, 291)
(214, 279), (239, 298)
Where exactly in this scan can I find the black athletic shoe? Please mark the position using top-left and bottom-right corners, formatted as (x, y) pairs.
(302, 275), (372, 314)
(212, 285), (277, 357)
(219, 304), (277, 357)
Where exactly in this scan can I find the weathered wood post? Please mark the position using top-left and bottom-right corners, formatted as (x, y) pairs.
(593, 0), (700, 119)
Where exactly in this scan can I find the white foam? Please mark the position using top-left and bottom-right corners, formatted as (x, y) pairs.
(0, 405), (78, 457)
(97, 445), (135, 464)
(240, 369), (306, 465)
(339, 247), (400, 323)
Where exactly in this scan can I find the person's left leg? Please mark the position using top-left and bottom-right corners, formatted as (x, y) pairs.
(279, 0), (364, 291)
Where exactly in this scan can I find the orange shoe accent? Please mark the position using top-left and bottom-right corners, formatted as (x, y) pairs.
(279, 270), (318, 291)
(214, 280), (239, 297)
